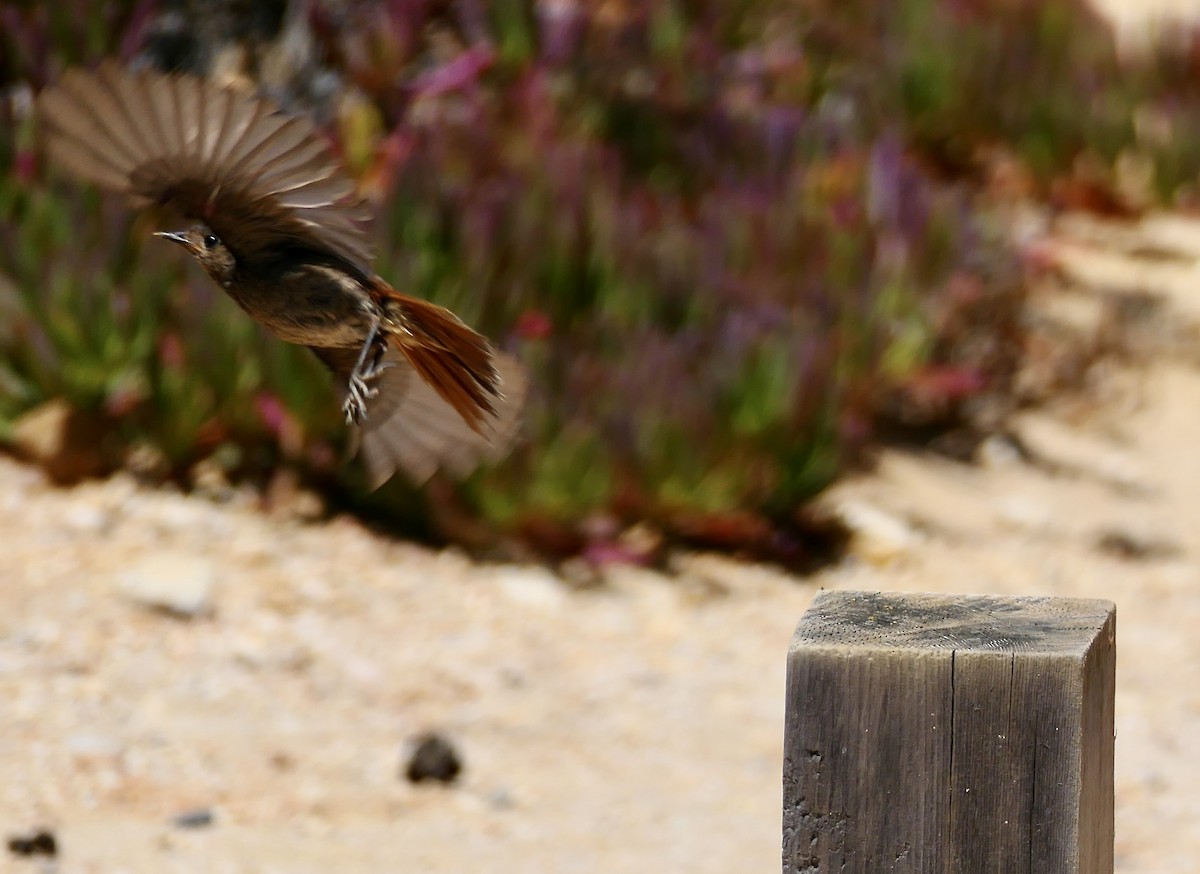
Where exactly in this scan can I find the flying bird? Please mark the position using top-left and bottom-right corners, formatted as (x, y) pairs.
(36, 61), (524, 488)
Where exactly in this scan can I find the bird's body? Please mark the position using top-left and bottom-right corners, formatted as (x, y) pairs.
(233, 258), (374, 348)
(162, 225), (378, 347)
(37, 62), (524, 487)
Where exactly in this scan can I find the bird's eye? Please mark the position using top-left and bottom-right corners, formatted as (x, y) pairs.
(203, 234), (219, 250)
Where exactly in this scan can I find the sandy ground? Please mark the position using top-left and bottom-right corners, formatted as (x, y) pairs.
(8, 1), (1200, 861)
(1092, 0), (1200, 47)
(3, 211), (1200, 873)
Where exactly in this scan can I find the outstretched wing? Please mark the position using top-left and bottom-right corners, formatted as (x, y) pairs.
(313, 346), (527, 488)
(37, 61), (373, 273)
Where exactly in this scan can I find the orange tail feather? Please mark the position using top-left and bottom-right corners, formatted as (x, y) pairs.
(371, 281), (501, 435)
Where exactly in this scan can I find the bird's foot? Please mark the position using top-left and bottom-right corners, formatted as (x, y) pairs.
(359, 349), (393, 381)
(342, 327), (394, 426)
(343, 372), (380, 426)
(342, 340), (395, 426)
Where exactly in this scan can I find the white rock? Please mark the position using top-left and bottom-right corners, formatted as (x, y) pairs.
(62, 503), (110, 534)
(994, 495), (1055, 533)
(491, 566), (567, 610)
(976, 434), (1024, 468)
(66, 732), (124, 760)
(834, 499), (922, 565)
(118, 553), (217, 617)
(232, 639), (312, 672)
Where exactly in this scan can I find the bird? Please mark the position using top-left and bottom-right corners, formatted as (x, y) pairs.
(35, 61), (524, 488)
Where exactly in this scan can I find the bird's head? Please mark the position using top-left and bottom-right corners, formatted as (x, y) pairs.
(155, 222), (235, 287)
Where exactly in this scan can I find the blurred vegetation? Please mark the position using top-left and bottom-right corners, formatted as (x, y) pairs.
(1, 0), (1198, 559)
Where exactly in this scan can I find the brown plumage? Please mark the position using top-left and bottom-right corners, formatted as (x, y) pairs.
(37, 61), (524, 488)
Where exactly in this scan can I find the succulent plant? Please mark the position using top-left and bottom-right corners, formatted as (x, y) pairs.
(2, 0), (1196, 558)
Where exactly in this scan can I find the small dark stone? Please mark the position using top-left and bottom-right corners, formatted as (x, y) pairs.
(171, 808), (215, 829)
(403, 732), (463, 785)
(1094, 530), (1180, 562)
(7, 828), (57, 858)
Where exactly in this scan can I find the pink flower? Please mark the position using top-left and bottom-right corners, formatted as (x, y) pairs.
(515, 309), (554, 340)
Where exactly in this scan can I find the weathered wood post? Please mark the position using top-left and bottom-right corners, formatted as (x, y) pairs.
(783, 591), (1115, 873)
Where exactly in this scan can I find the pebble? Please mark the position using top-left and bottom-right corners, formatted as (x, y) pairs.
(975, 433), (1024, 468)
(403, 732), (463, 785)
(491, 566), (567, 611)
(171, 808), (215, 829)
(1093, 529), (1180, 561)
(994, 494), (1056, 534)
(487, 787), (516, 810)
(232, 640), (312, 672)
(65, 732), (124, 760)
(833, 499), (921, 565)
(61, 503), (111, 534)
(6, 828), (57, 858)
(117, 553), (217, 617)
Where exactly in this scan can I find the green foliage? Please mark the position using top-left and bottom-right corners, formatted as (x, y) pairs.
(1, 0), (1193, 551)
(0, 166), (341, 471)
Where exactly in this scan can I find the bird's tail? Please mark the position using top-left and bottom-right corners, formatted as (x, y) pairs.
(369, 279), (502, 436)
(313, 344), (526, 488)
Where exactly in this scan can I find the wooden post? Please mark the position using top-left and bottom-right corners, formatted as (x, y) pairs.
(783, 591), (1115, 874)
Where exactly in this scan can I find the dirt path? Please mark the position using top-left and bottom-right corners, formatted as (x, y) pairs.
(1090, 0), (1200, 51)
(822, 213), (1200, 872)
(2, 213), (1200, 872)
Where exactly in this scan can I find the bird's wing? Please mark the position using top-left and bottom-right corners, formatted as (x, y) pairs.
(312, 346), (527, 488)
(37, 61), (373, 272)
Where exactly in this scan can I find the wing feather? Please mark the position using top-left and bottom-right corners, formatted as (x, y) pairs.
(174, 74), (203, 158)
(37, 62), (374, 272)
(44, 75), (141, 173)
(221, 114), (306, 173)
(259, 159), (342, 197)
(106, 66), (185, 178)
(206, 90), (263, 168)
(313, 347), (526, 488)
(119, 68), (170, 159)
(276, 175), (357, 208)
(158, 74), (188, 159)
(44, 134), (132, 191)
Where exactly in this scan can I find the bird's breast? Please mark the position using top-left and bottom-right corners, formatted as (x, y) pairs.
(225, 261), (379, 347)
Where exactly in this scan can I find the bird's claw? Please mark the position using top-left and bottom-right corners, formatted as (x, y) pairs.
(342, 330), (393, 426)
(360, 355), (393, 381)
(343, 372), (380, 426)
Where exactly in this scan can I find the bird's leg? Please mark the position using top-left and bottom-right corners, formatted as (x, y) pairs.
(359, 332), (391, 381)
(342, 320), (391, 426)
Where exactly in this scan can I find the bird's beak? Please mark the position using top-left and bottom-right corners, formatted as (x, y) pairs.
(154, 230), (190, 247)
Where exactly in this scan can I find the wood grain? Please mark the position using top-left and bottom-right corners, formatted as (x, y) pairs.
(783, 591), (1115, 873)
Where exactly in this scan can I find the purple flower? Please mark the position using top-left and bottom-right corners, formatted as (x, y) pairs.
(255, 392), (288, 435)
(410, 45), (495, 99)
(537, 0), (586, 64)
